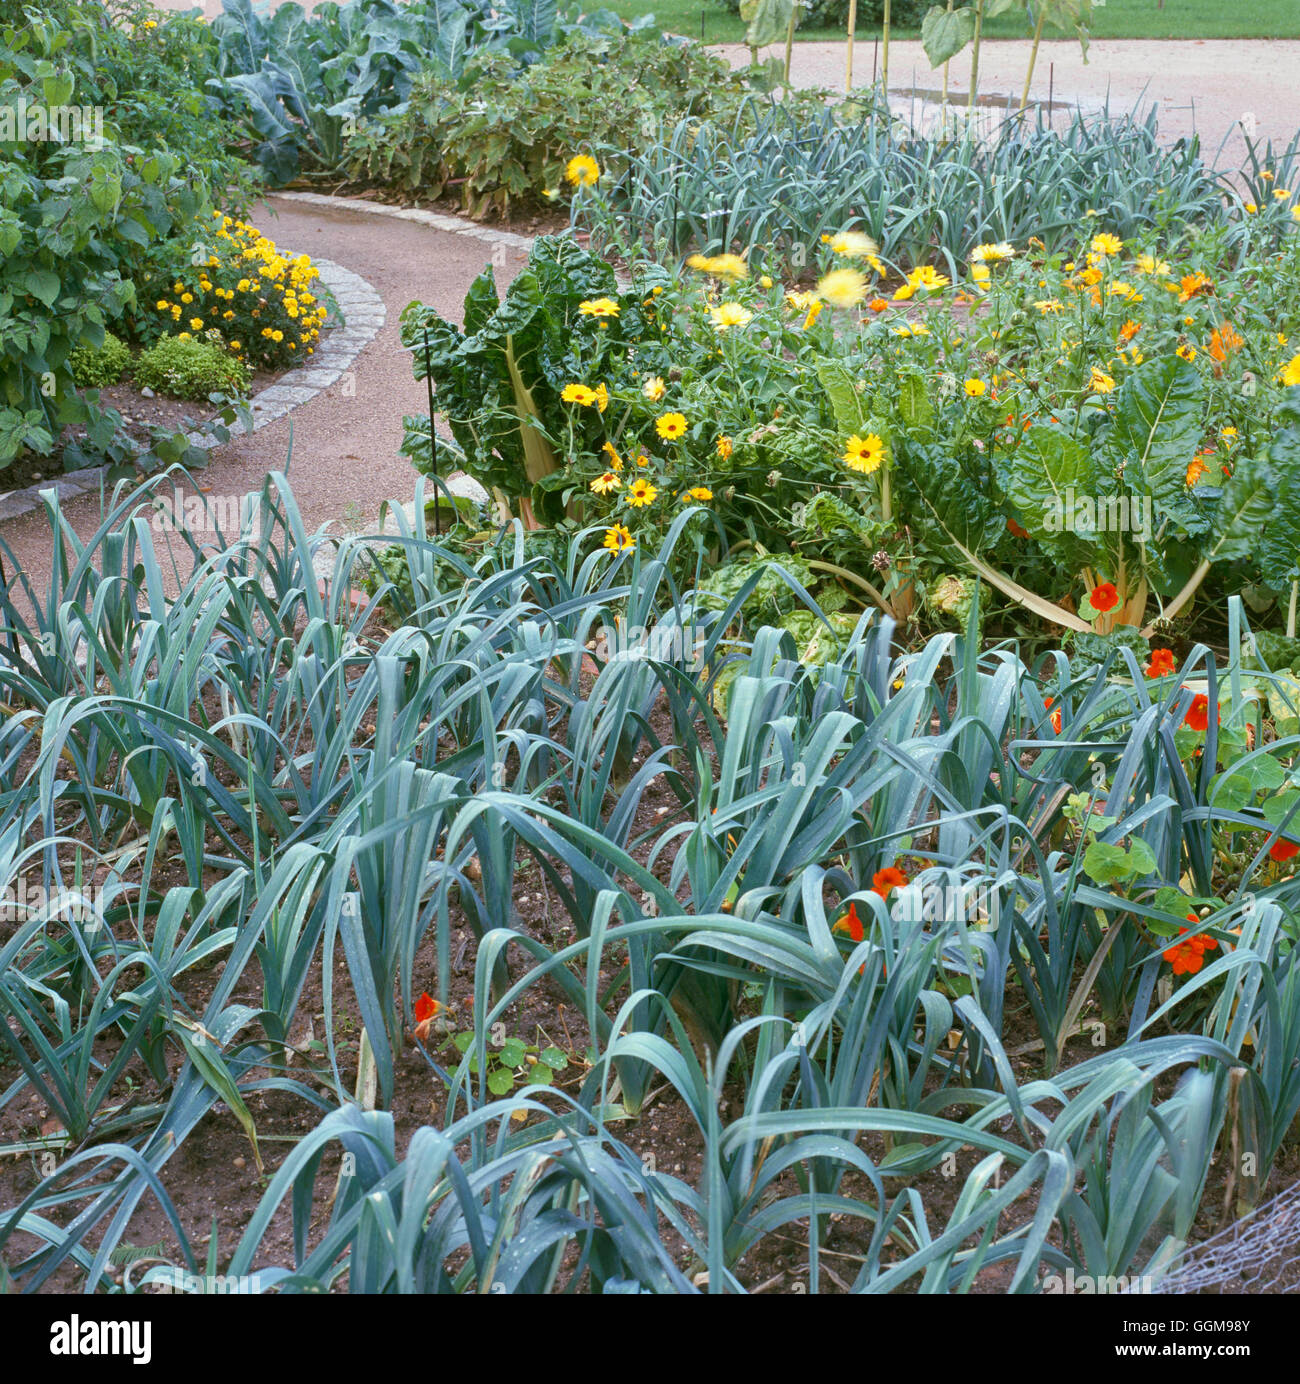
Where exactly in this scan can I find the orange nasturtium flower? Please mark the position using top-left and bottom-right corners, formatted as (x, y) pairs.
(872, 866), (908, 898)
(1090, 582), (1119, 613)
(1183, 693), (1215, 732)
(1163, 916), (1218, 976)
(1145, 648), (1177, 678)
(413, 991), (443, 1042)
(1270, 838), (1299, 863)
(832, 901), (865, 942)
(1045, 698), (1063, 734)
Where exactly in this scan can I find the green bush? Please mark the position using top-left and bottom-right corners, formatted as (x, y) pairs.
(344, 32), (778, 216)
(134, 334), (251, 400)
(0, 0), (256, 469)
(68, 332), (132, 389)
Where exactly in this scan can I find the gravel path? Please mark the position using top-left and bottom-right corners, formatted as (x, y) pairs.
(0, 197), (530, 590)
(713, 38), (1300, 168)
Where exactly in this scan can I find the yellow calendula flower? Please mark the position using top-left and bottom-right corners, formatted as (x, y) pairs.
(1088, 367), (1116, 394)
(970, 242), (1015, 263)
(710, 302), (753, 331)
(964, 378), (986, 397)
(1176, 344), (1197, 361)
(579, 297), (620, 319)
(828, 230), (880, 259)
(625, 476), (658, 507)
(759, 274), (774, 288)
(815, 268), (868, 309)
(1275, 187), (1292, 200)
(591, 472), (621, 495)
(593, 382), (609, 413)
(642, 375), (666, 402)
(844, 433), (886, 473)
(561, 383), (598, 407)
(907, 265), (950, 292)
(1133, 253), (1171, 277)
(716, 435), (733, 459)
(1280, 353), (1300, 387)
(892, 283), (915, 302)
(1244, 202), (1258, 214)
(565, 154), (600, 186)
(1090, 232), (1123, 257)
(706, 253), (749, 283)
(655, 412), (688, 440)
(681, 486), (713, 502)
(1035, 299), (1064, 314)
(893, 323), (931, 337)
(601, 441), (623, 471)
(603, 524), (634, 552)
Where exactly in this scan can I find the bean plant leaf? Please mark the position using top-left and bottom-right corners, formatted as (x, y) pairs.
(920, 4), (974, 66)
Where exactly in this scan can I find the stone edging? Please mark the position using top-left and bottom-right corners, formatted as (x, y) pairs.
(272, 189), (535, 252)
(0, 253), (385, 523)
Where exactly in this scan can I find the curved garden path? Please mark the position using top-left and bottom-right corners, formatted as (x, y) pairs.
(0, 195), (532, 590)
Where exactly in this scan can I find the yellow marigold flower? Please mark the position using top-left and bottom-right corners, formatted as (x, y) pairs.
(590, 472), (621, 495)
(964, 378), (986, 397)
(625, 477), (658, 507)
(844, 433), (886, 473)
(716, 435), (733, 459)
(655, 412), (688, 440)
(229, 341), (241, 351)
(710, 301), (753, 331)
(180, 292), (193, 304)
(1281, 353), (1300, 387)
(907, 265), (950, 292)
(562, 383), (598, 407)
(970, 242), (1015, 263)
(271, 330), (284, 342)
(681, 486), (713, 502)
(223, 310), (234, 320)
(1088, 367), (1116, 394)
(189, 317), (204, 330)
(156, 299), (169, 310)
(177, 332), (191, 341)
(1090, 232), (1123, 257)
(829, 230), (880, 259)
(579, 297), (620, 318)
(603, 524), (634, 552)
(642, 375), (666, 402)
(815, 268), (868, 309)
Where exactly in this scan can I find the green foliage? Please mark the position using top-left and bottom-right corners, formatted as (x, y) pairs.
(68, 332), (132, 389)
(0, 0), (255, 469)
(134, 334), (251, 400)
(344, 32), (761, 217)
(208, 0), (656, 185)
(721, 0), (929, 33)
(0, 471), (1299, 1293)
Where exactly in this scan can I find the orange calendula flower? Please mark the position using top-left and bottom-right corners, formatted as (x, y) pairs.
(1118, 319), (1141, 343)
(1145, 648), (1177, 678)
(1177, 271), (1213, 303)
(868, 296), (889, 313)
(1207, 322), (1244, 361)
(1090, 582), (1119, 613)
(1186, 455), (1209, 486)
(716, 435), (733, 459)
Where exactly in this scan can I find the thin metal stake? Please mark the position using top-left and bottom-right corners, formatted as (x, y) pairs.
(422, 326), (440, 537)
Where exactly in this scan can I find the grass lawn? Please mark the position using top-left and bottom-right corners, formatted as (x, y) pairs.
(615, 0), (1300, 44)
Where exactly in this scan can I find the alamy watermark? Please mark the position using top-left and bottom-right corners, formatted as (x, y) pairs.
(0, 99), (105, 150)
(1044, 488), (1153, 541)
